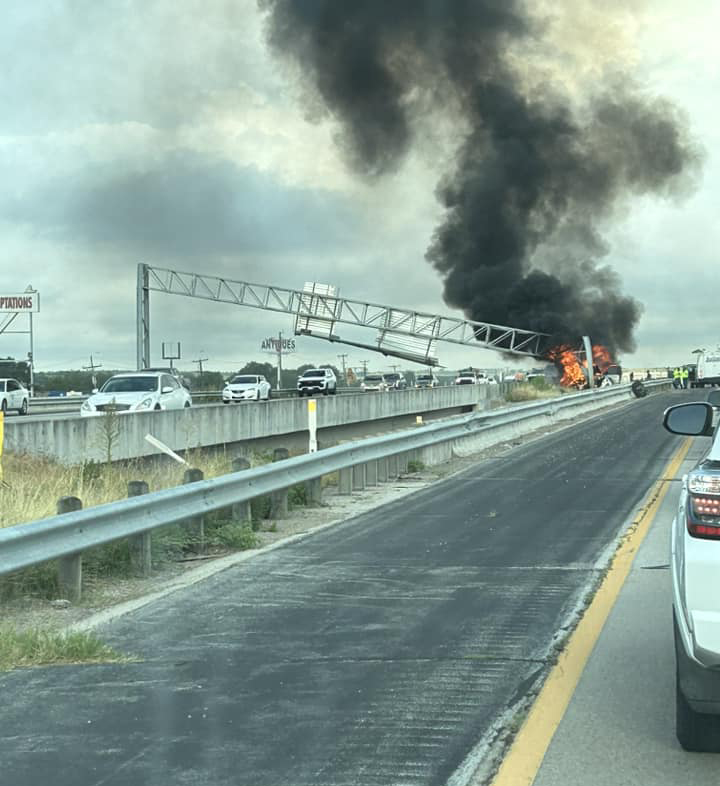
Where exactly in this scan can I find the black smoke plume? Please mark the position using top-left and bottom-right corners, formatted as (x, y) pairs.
(259, 0), (699, 356)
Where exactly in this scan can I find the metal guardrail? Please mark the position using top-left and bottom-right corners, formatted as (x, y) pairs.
(0, 380), (671, 583)
(26, 388), (358, 410)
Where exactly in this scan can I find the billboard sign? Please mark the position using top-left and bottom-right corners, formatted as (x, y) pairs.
(261, 337), (296, 353)
(0, 293), (39, 313)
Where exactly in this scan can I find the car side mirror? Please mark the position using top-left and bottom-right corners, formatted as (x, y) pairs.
(708, 390), (720, 409)
(161, 385), (174, 394)
(663, 402), (714, 436)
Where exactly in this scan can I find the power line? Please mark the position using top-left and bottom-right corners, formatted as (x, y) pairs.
(82, 354), (103, 390)
(82, 355), (103, 373)
(193, 353), (209, 377)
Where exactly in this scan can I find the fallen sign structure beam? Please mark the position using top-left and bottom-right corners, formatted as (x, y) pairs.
(136, 263), (548, 370)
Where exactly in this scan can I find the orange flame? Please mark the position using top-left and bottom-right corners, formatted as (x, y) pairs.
(547, 344), (614, 388)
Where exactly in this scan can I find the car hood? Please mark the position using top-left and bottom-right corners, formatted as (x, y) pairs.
(88, 391), (157, 406)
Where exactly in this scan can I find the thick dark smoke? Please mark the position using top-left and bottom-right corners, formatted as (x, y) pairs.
(259, 0), (699, 356)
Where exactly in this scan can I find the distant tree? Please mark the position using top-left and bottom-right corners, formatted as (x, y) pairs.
(0, 358), (31, 386)
(184, 371), (225, 391)
(237, 361), (276, 382)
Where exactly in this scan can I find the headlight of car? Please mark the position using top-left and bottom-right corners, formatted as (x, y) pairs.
(81, 400), (93, 411)
(135, 397), (155, 410)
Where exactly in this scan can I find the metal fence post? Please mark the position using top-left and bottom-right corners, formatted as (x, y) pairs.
(270, 448), (289, 518)
(365, 461), (378, 487)
(127, 481), (152, 577)
(182, 468), (205, 551)
(231, 456), (252, 524)
(57, 496), (82, 602)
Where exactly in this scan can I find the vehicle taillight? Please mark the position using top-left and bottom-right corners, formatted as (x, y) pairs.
(687, 494), (720, 539)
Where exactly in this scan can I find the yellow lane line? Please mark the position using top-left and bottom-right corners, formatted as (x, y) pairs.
(491, 437), (692, 786)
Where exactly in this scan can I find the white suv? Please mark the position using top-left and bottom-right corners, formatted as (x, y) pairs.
(663, 391), (720, 750)
(297, 368), (337, 396)
(0, 378), (29, 415)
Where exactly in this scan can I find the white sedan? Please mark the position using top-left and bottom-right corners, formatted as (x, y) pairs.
(222, 375), (271, 403)
(663, 390), (720, 750)
(81, 372), (192, 416)
(0, 378), (29, 415)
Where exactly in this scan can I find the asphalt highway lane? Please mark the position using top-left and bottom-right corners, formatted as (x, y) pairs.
(0, 392), (687, 786)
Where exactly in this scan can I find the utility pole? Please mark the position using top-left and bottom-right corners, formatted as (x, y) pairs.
(276, 331), (283, 389)
(360, 359), (369, 378)
(337, 353), (348, 383)
(193, 353), (209, 381)
(389, 364), (399, 373)
(83, 354), (103, 391)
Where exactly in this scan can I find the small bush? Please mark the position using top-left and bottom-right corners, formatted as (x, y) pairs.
(288, 483), (308, 508)
(207, 522), (258, 550)
(0, 626), (124, 671)
(0, 563), (59, 602)
(406, 459), (425, 473)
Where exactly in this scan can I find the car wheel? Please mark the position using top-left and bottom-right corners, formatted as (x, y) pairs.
(330, 386), (337, 395)
(184, 401), (191, 408)
(154, 404), (161, 411)
(255, 390), (260, 401)
(19, 398), (28, 415)
(676, 673), (720, 752)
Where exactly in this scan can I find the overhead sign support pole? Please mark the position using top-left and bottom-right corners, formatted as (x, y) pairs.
(582, 335), (594, 388)
(137, 263), (150, 371)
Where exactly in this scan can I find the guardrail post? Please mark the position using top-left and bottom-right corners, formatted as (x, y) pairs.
(305, 477), (323, 506)
(127, 481), (152, 577)
(270, 448), (289, 519)
(230, 457), (253, 525)
(339, 467), (353, 494)
(352, 463), (366, 490)
(365, 461), (378, 487)
(182, 468), (205, 551)
(377, 457), (389, 482)
(57, 496), (83, 602)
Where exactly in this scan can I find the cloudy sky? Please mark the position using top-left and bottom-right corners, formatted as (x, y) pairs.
(1, 0), (717, 376)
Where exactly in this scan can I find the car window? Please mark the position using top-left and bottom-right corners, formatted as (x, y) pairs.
(231, 376), (259, 384)
(101, 376), (158, 393)
(7, 380), (20, 391)
(0, 381), (5, 392)
(162, 375), (179, 389)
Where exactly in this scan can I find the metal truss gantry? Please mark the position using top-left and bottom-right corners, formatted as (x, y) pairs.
(136, 263), (548, 370)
